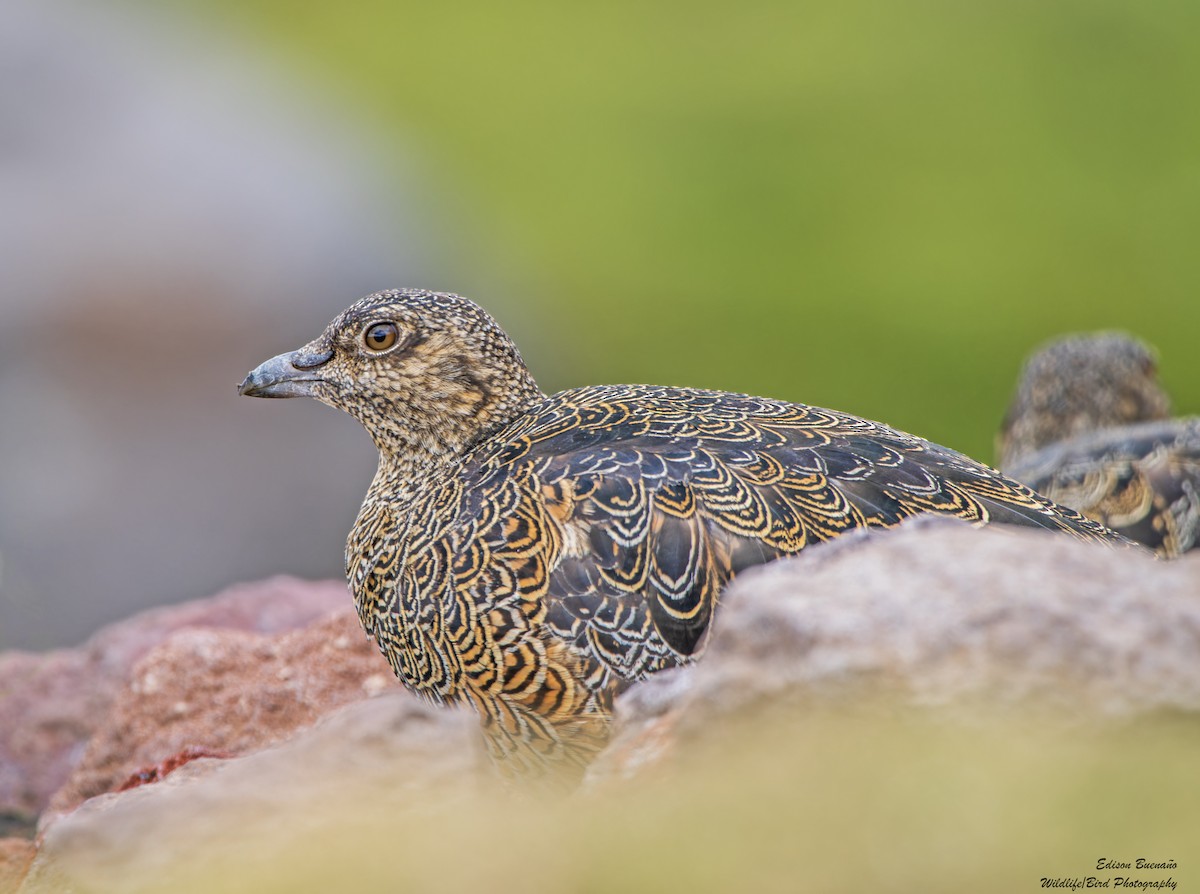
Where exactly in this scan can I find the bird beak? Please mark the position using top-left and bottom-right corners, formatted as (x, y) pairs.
(238, 347), (333, 399)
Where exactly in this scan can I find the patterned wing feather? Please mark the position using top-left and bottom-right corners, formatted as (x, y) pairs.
(1007, 418), (1200, 557)
(473, 387), (1122, 685)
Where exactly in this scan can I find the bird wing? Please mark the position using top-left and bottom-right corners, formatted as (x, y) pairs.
(1007, 418), (1200, 557)
(460, 386), (1124, 694)
(433, 385), (1131, 775)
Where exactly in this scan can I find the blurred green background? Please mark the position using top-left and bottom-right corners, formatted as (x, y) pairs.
(191, 0), (1198, 461)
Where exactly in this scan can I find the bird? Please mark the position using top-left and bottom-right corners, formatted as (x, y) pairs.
(997, 332), (1200, 558)
(240, 289), (1129, 779)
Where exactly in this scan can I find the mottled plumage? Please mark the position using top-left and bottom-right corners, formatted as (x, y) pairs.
(999, 333), (1200, 557)
(241, 290), (1127, 777)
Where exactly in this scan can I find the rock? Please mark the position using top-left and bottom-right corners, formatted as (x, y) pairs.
(21, 695), (481, 894)
(17, 662), (1197, 894)
(13, 522), (1200, 891)
(0, 839), (35, 894)
(591, 518), (1200, 780)
(0, 577), (350, 817)
(0, 652), (96, 829)
(45, 608), (395, 819)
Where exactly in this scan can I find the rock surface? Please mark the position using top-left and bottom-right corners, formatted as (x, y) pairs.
(45, 609), (394, 819)
(0, 840), (35, 894)
(591, 518), (1200, 780)
(0, 577), (350, 818)
(20, 695), (481, 894)
(11, 520), (1200, 891)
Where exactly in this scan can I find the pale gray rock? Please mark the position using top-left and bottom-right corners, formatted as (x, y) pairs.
(592, 518), (1200, 780)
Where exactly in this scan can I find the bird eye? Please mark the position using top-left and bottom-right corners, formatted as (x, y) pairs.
(362, 322), (400, 353)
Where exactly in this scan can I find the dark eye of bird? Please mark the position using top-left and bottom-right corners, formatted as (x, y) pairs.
(363, 322), (399, 353)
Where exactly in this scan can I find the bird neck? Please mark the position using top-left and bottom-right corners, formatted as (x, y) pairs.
(370, 434), (457, 499)
(366, 371), (546, 497)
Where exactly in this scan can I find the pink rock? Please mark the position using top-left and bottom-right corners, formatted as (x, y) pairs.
(46, 610), (396, 818)
(0, 838), (35, 894)
(22, 695), (480, 894)
(0, 577), (352, 817)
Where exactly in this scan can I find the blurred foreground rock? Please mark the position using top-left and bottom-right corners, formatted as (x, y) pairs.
(0, 577), (349, 820)
(20, 695), (481, 894)
(10, 520), (1200, 891)
(591, 518), (1200, 781)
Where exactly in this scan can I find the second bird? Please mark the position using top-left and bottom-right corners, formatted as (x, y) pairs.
(998, 332), (1200, 558)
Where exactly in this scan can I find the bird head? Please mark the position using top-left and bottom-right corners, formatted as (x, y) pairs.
(997, 332), (1171, 469)
(239, 289), (545, 461)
